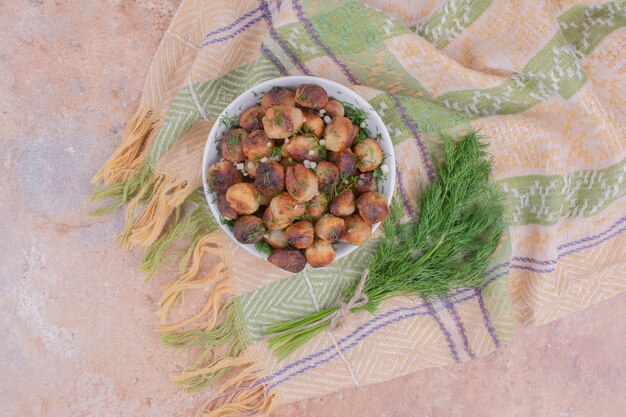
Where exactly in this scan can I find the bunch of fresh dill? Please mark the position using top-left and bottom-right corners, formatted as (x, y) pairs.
(266, 132), (506, 360)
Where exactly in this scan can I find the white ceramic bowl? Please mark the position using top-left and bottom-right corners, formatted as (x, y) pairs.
(202, 76), (396, 264)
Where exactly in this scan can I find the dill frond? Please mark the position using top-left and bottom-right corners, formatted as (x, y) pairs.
(265, 132), (506, 360)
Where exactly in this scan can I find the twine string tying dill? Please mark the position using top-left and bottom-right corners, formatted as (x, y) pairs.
(329, 268), (369, 329)
(267, 269), (370, 339)
(265, 132), (506, 361)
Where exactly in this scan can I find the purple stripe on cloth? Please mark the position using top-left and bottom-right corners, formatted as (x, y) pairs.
(425, 300), (461, 363)
(476, 287), (501, 348)
(264, 267), (510, 391)
(268, 293), (479, 390)
(510, 264), (556, 273)
(258, 0), (312, 75)
(203, 14), (267, 46)
(511, 256), (557, 265)
(389, 93), (435, 179)
(215, 275), (511, 403)
(557, 215), (626, 250)
(510, 215), (626, 267)
(395, 167), (418, 223)
(508, 221), (626, 274)
(444, 299), (476, 359)
(291, 0), (437, 185)
(559, 223), (626, 259)
(260, 45), (289, 75)
(484, 262), (511, 277)
(291, 0), (360, 85)
(201, 5), (263, 45)
(210, 199), (624, 400)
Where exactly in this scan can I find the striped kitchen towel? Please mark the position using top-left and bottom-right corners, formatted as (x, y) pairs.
(91, 0), (626, 415)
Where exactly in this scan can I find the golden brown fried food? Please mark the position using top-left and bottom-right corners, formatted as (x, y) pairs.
(353, 171), (377, 195)
(211, 83), (387, 267)
(242, 130), (274, 161)
(207, 161), (243, 193)
(353, 138), (383, 172)
(254, 161), (285, 196)
(261, 87), (295, 111)
(323, 99), (344, 118)
(305, 239), (336, 268)
(262, 105), (304, 138)
(265, 228), (288, 249)
(314, 213), (345, 243)
(268, 249), (307, 273)
(286, 220), (315, 249)
(282, 134), (323, 162)
(295, 84), (329, 109)
(268, 193), (307, 221)
(239, 105), (264, 131)
(356, 192), (390, 224)
(339, 213), (372, 246)
(302, 112), (325, 138)
(232, 215), (265, 244)
(285, 164), (319, 202)
(225, 183), (261, 214)
(306, 193), (328, 221)
(315, 160), (339, 193)
(335, 149), (357, 176)
(220, 129), (247, 163)
(263, 206), (293, 230)
(323, 116), (356, 152)
(329, 189), (355, 217)
(217, 193), (239, 220)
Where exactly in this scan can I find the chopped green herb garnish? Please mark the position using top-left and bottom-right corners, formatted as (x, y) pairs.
(273, 109), (283, 127)
(228, 134), (241, 146)
(297, 90), (309, 103)
(246, 224), (264, 242)
(272, 146), (283, 158)
(255, 240), (273, 255)
(221, 217), (235, 230)
(219, 113), (239, 129)
(342, 102), (368, 126)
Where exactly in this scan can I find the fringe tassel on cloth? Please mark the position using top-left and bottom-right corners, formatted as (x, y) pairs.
(196, 360), (277, 417)
(154, 231), (276, 415)
(92, 106), (162, 186)
(119, 172), (194, 249)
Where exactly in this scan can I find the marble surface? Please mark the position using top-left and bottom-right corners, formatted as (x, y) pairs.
(1, 2), (624, 416)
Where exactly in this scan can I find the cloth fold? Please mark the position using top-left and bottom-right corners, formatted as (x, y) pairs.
(92, 0), (626, 415)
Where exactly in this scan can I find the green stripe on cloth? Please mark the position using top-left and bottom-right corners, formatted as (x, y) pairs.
(273, 1), (412, 63)
(148, 56), (281, 164)
(418, 0), (494, 49)
(302, 0), (412, 56)
(237, 239), (511, 344)
(500, 158), (626, 226)
(435, 1), (626, 116)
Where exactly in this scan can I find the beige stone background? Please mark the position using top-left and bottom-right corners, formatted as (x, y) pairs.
(1, 1), (625, 416)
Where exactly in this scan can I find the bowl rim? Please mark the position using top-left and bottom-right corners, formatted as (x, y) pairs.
(202, 75), (396, 264)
